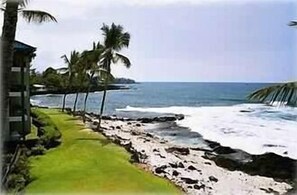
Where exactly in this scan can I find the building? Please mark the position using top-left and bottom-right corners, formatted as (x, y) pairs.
(6, 40), (36, 142)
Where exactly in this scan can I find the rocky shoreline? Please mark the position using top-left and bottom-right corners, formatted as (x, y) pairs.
(77, 111), (295, 195)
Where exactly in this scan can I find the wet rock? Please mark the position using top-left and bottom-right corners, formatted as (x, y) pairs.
(135, 123), (141, 127)
(155, 165), (167, 174)
(175, 114), (185, 120)
(211, 151), (296, 181)
(139, 118), (153, 123)
(102, 116), (112, 120)
(204, 162), (212, 165)
(155, 116), (176, 122)
(92, 121), (98, 126)
(153, 148), (159, 152)
(110, 126), (115, 130)
(213, 146), (236, 154)
(181, 177), (198, 184)
(240, 110), (252, 113)
(209, 176), (218, 182)
(194, 184), (205, 190)
(116, 126), (121, 129)
(166, 147), (190, 155)
(127, 122), (132, 125)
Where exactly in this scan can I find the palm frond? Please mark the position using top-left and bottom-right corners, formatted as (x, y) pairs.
(288, 21), (297, 27)
(96, 68), (115, 83)
(21, 10), (57, 23)
(114, 53), (131, 68)
(61, 54), (70, 65)
(19, 0), (29, 8)
(248, 82), (297, 106)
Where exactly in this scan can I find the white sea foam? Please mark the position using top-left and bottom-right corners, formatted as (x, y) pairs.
(117, 104), (297, 159)
(30, 99), (41, 106)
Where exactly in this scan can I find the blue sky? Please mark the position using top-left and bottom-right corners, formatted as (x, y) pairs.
(2, 0), (297, 82)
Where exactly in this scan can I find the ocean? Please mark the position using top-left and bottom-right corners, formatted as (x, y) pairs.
(30, 82), (297, 159)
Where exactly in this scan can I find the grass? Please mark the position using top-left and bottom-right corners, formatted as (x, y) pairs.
(25, 109), (180, 194)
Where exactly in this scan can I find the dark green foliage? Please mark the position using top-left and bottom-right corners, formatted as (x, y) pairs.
(29, 144), (46, 156)
(5, 152), (31, 193)
(248, 82), (297, 106)
(31, 109), (61, 148)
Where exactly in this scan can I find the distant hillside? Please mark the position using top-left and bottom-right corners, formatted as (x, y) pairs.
(114, 78), (136, 84)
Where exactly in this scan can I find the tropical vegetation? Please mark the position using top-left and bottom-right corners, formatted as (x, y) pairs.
(97, 23), (131, 130)
(29, 23), (132, 128)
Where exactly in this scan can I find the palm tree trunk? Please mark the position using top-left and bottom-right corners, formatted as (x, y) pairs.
(97, 83), (107, 131)
(1, 1), (19, 141)
(82, 91), (89, 123)
(72, 92), (79, 115)
(62, 93), (67, 112)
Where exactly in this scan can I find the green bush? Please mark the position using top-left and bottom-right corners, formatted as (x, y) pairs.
(5, 153), (31, 193)
(31, 109), (62, 148)
(30, 144), (46, 156)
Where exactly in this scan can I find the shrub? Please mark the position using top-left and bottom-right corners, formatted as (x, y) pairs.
(5, 152), (31, 193)
(31, 109), (62, 148)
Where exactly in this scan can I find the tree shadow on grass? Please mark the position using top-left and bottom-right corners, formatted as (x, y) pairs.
(75, 138), (113, 147)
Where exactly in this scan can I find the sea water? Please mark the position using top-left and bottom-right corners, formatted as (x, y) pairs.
(31, 82), (297, 159)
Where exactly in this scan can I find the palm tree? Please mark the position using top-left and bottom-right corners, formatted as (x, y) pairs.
(59, 50), (80, 112)
(248, 21), (297, 106)
(71, 57), (86, 115)
(97, 23), (131, 130)
(80, 42), (104, 122)
(1, 0), (57, 138)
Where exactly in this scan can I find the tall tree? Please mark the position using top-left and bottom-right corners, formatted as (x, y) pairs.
(80, 42), (104, 123)
(1, 0), (57, 139)
(59, 50), (80, 112)
(97, 23), (131, 130)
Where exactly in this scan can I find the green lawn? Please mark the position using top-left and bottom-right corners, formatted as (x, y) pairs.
(25, 109), (180, 194)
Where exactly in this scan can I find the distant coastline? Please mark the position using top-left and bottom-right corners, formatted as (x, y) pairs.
(30, 84), (130, 96)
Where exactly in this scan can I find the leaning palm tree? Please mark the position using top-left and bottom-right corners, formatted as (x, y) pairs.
(59, 50), (80, 112)
(1, 0), (57, 136)
(97, 23), (131, 130)
(248, 82), (297, 106)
